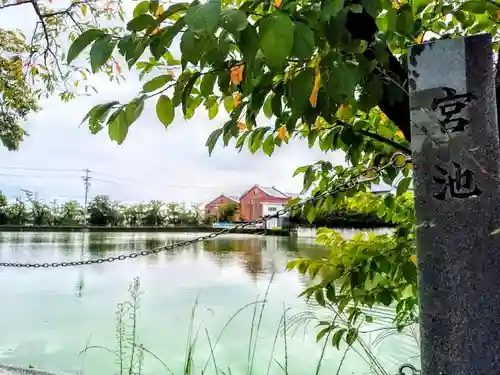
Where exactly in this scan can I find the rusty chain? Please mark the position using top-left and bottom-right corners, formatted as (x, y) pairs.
(0, 152), (411, 269)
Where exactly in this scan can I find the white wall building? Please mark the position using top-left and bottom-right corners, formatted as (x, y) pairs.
(262, 202), (288, 229)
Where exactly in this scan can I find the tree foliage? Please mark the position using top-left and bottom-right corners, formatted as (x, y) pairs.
(0, 191), (202, 226)
(6, 0), (500, 349)
(217, 201), (239, 222)
(0, 0), (126, 149)
(71, 0), (500, 345)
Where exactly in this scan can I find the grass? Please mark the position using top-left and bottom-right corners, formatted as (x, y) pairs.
(80, 277), (420, 375)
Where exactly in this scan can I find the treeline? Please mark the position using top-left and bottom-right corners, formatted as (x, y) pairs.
(0, 192), (205, 227)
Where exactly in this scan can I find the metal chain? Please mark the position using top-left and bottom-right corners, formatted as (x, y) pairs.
(0, 152), (411, 269)
(398, 363), (420, 375)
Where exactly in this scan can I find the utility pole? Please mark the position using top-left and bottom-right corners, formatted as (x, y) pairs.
(82, 168), (91, 229)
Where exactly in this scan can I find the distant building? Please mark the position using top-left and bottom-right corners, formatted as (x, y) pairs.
(239, 185), (297, 228)
(204, 194), (240, 220)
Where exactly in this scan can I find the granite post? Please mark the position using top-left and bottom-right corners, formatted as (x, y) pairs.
(409, 33), (500, 375)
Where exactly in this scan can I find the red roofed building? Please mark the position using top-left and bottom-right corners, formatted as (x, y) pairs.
(239, 185), (297, 223)
(204, 194), (240, 220)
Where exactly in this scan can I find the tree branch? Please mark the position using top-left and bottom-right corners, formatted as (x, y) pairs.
(345, 2), (411, 142)
(331, 121), (411, 154)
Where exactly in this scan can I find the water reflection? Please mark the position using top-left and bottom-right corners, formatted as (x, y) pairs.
(0, 231), (420, 375)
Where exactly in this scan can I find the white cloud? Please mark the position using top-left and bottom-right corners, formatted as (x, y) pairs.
(0, 2), (345, 205)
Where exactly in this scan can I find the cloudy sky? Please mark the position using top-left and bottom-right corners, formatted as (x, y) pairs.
(0, 1), (345, 205)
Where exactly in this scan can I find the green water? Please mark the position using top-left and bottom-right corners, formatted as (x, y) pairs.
(0, 232), (420, 375)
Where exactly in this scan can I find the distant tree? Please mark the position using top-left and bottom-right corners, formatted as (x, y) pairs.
(51, 200), (83, 226)
(0, 190), (8, 224)
(143, 200), (165, 226)
(88, 195), (115, 226)
(6, 198), (29, 225)
(203, 215), (215, 226)
(164, 202), (184, 225)
(217, 202), (238, 222)
(122, 203), (145, 226)
(22, 190), (52, 225)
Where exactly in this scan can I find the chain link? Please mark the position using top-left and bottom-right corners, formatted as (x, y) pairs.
(0, 153), (411, 269)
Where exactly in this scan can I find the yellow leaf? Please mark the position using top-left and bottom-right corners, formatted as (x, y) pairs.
(230, 65), (244, 85)
(234, 92), (242, 107)
(410, 255), (417, 265)
(151, 27), (161, 35)
(238, 121), (247, 131)
(314, 116), (322, 129)
(274, 0), (283, 7)
(415, 34), (423, 44)
(309, 67), (321, 107)
(277, 127), (289, 140)
(392, 0), (400, 9)
(380, 113), (388, 121)
(155, 5), (164, 16)
(395, 130), (405, 139)
(337, 104), (352, 120)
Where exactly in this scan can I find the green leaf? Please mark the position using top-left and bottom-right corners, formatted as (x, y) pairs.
(67, 29), (106, 64)
(149, 0), (159, 14)
(316, 327), (330, 342)
(402, 262), (417, 284)
(396, 177), (412, 196)
(220, 8), (248, 34)
(326, 284), (336, 302)
(331, 328), (346, 349)
(127, 14), (156, 31)
(142, 74), (174, 93)
(180, 30), (203, 64)
(223, 96), (235, 113)
(133, 1), (150, 17)
(377, 289), (393, 306)
(345, 328), (358, 346)
(150, 19), (185, 59)
(236, 131), (250, 151)
(90, 34), (116, 73)
(365, 315), (375, 323)
(307, 206), (316, 223)
(108, 109), (129, 145)
(314, 289), (326, 307)
(361, 0), (380, 18)
(185, 0), (221, 36)
(288, 68), (314, 116)
(291, 22), (315, 59)
(259, 12), (294, 68)
(206, 128), (224, 155)
(263, 95), (273, 118)
(156, 95), (175, 127)
(262, 134), (275, 156)
(124, 97), (145, 126)
(249, 127), (268, 153)
(201, 72), (217, 97)
(303, 165), (315, 191)
(208, 100), (219, 119)
(461, 0), (486, 13)
(182, 72), (201, 116)
(293, 165), (309, 177)
(321, 0), (344, 21)
(82, 101), (119, 125)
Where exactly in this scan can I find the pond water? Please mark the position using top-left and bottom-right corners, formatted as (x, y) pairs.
(0, 232), (420, 375)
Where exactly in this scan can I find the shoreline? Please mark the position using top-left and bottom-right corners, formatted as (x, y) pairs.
(0, 225), (291, 236)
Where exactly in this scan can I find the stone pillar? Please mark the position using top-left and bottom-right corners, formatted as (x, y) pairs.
(409, 33), (500, 375)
